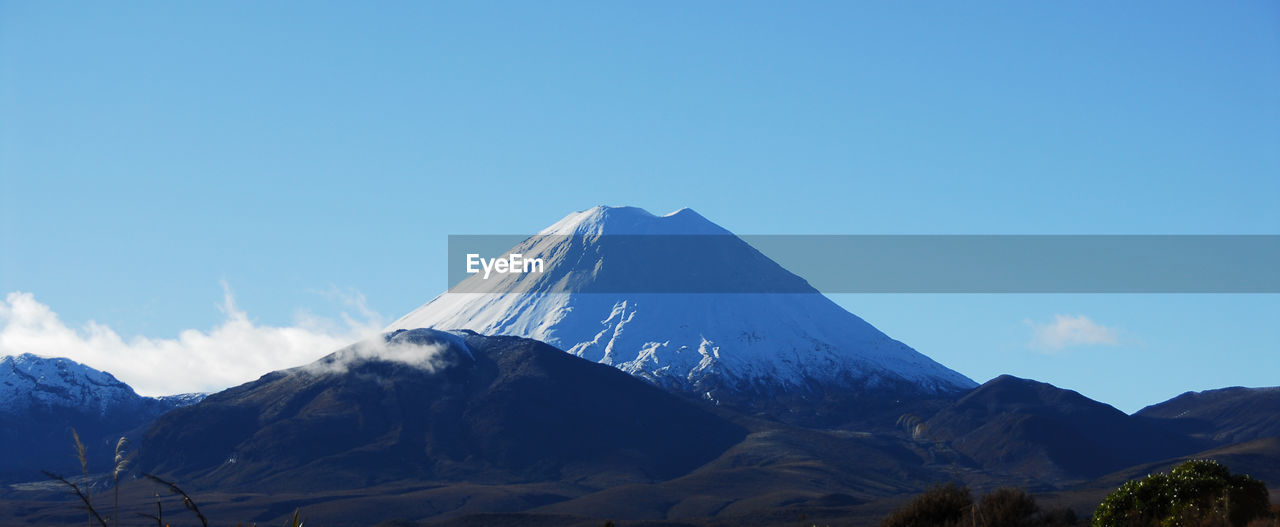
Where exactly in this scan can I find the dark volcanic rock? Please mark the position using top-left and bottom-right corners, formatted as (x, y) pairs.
(1136, 386), (1280, 444)
(923, 375), (1204, 481)
(137, 329), (748, 491)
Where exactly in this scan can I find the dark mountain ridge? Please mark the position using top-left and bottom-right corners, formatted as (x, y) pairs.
(136, 329), (748, 491)
(922, 375), (1206, 481)
(1136, 386), (1280, 444)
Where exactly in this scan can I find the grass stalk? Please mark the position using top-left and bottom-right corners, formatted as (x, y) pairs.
(144, 473), (208, 527)
(111, 437), (131, 527)
(71, 428), (90, 527)
(42, 470), (109, 527)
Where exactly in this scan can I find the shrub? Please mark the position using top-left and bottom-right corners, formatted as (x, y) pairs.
(883, 484), (1079, 527)
(975, 487), (1040, 527)
(1092, 459), (1271, 527)
(881, 482), (972, 527)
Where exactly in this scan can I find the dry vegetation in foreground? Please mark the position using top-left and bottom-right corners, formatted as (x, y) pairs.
(42, 429), (304, 527)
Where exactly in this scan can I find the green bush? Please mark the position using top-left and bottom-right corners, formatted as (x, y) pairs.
(1092, 459), (1271, 527)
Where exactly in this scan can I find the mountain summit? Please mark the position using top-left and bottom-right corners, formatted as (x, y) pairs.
(390, 206), (975, 422)
(539, 205), (732, 236)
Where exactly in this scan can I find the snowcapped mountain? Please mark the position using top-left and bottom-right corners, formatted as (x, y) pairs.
(0, 353), (203, 481)
(0, 353), (203, 415)
(156, 391), (209, 407)
(390, 206), (976, 412)
(0, 353), (141, 415)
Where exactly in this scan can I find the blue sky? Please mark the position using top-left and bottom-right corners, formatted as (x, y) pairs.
(1, 2), (1277, 410)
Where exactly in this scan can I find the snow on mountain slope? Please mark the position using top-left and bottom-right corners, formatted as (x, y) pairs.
(0, 353), (204, 482)
(390, 206), (976, 396)
(0, 353), (142, 415)
(0, 353), (203, 415)
(156, 392), (209, 407)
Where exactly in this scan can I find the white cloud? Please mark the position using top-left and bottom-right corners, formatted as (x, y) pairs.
(302, 333), (466, 377)
(0, 283), (384, 396)
(1027, 314), (1120, 353)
